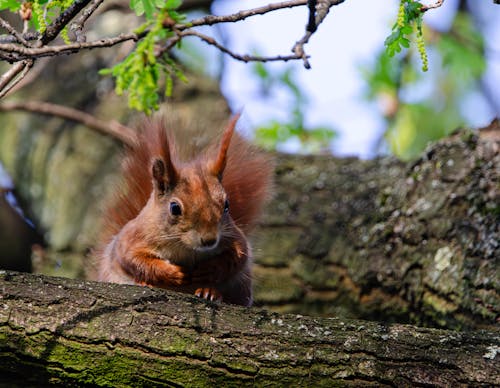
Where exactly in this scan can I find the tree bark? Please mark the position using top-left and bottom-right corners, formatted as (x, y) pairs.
(1, 271), (498, 387)
(253, 124), (499, 330)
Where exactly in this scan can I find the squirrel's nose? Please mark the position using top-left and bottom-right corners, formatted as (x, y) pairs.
(200, 237), (218, 248)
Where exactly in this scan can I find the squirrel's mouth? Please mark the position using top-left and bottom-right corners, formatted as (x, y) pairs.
(193, 240), (220, 253)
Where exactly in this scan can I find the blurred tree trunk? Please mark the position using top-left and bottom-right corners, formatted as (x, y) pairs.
(1, 271), (498, 387)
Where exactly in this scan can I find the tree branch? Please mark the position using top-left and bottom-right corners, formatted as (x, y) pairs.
(183, 0), (312, 29)
(1, 271), (499, 387)
(0, 32), (140, 61)
(0, 60), (33, 98)
(0, 100), (135, 146)
(40, 0), (94, 44)
(70, 0), (105, 43)
(0, 17), (32, 47)
(292, 0), (339, 68)
(174, 30), (304, 64)
(421, 0), (445, 12)
(165, 0), (344, 68)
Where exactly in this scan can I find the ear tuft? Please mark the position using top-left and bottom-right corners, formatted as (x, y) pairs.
(152, 158), (166, 194)
(211, 113), (240, 180)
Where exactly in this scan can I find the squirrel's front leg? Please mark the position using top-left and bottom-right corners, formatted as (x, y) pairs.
(191, 237), (251, 305)
(118, 248), (192, 288)
(191, 237), (249, 285)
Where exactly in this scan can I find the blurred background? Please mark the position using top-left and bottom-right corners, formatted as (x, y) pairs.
(180, 0), (500, 158)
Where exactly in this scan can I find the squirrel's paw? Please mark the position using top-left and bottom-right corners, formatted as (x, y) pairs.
(166, 264), (192, 286)
(194, 287), (222, 302)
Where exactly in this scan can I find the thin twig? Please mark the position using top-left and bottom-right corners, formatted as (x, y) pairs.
(177, 30), (302, 63)
(70, 0), (105, 42)
(165, 0), (344, 68)
(421, 0), (444, 12)
(0, 17), (32, 47)
(0, 100), (136, 146)
(0, 32), (141, 61)
(181, 0), (310, 30)
(0, 60), (34, 98)
(0, 32), (39, 44)
(41, 0), (93, 44)
(306, 0), (318, 33)
(292, 0), (342, 68)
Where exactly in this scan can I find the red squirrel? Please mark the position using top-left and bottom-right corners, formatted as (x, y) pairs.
(94, 114), (273, 306)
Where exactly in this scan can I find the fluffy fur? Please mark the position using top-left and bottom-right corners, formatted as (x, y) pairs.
(93, 115), (273, 306)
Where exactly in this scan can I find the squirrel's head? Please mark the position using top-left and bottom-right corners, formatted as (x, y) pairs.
(149, 115), (238, 253)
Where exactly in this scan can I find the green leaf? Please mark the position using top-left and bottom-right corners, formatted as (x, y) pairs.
(401, 25), (413, 35)
(142, 0), (155, 19)
(0, 0), (20, 11)
(165, 0), (182, 9)
(130, 0), (144, 16)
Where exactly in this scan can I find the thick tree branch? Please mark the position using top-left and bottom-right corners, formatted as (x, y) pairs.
(0, 271), (499, 387)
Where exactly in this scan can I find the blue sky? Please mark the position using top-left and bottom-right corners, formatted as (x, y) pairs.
(207, 0), (500, 157)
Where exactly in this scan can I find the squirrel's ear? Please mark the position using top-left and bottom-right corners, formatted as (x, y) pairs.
(152, 157), (178, 195)
(210, 113), (240, 180)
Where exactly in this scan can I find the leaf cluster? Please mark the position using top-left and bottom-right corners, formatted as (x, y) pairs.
(366, 12), (486, 160)
(385, 0), (428, 71)
(100, 0), (187, 114)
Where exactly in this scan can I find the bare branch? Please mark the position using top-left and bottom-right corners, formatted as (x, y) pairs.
(0, 60), (34, 98)
(292, 0), (340, 68)
(0, 32), (39, 44)
(0, 100), (135, 146)
(0, 17), (32, 47)
(70, 0), (105, 42)
(40, 0), (94, 44)
(166, 0), (344, 68)
(0, 32), (140, 61)
(183, 0), (311, 29)
(177, 30), (303, 63)
(306, 0), (318, 33)
(421, 0), (444, 12)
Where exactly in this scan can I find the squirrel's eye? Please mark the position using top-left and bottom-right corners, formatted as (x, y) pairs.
(170, 201), (182, 216)
(223, 199), (229, 213)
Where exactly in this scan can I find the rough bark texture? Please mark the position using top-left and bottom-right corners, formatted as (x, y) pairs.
(252, 125), (499, 331)
(1, 271), (498, 387)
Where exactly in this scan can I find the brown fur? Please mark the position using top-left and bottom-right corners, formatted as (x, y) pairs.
(94, 115), (273, 306)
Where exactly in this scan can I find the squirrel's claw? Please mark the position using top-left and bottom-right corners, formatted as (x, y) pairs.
(194, 287), (222, 302)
